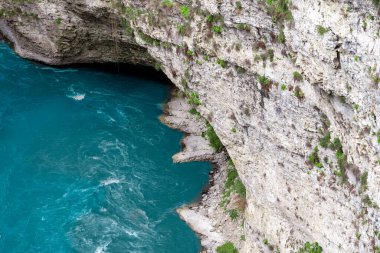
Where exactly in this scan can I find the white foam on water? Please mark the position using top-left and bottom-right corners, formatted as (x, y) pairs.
(100, 178), (121, 186)
(94, 241), (110, 253)
(68, 93), (86, 101)
(66, 87), (86, 101)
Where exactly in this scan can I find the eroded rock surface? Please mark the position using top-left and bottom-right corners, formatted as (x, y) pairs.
(1, 0), (380, 252)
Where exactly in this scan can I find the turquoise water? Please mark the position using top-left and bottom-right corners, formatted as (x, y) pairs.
(0, 43), (210, 253)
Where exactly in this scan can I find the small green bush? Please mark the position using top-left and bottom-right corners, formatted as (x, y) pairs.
(54, 17), (62, 25)
(161, 0), (173, 7)
(138, 31), (160, 46)
(180, 5), (190, 19)
(266, 0), (293, 24)
(177, 24), (187, 35)
(335, 144), (348, 183)
(217, 59), (228, 68)
(362, 195), (378, 208)
(213, 25), (222, 33)
(360, 171), (368, 192)
(229, 209), (239, 220)
(330, 138), (342, 151)
(206, 123), (223, 152)
(236, 23), (251, 31)
(295, 242), (323, 253)
(154, 62), (162, 71)
(216, 242), (239, 253)
(268, 49), (274, 62)
(258, 75), (271, 86)
(308, 146), (323, 168)
(293, 71), (303, 81)
(189, 108), (201, 118)
(294, 86), (305, 99)
(281, 84), (287, 90)
(236, 1), (243, 10)
(278, 29), (286, 43)
(316, 25), (329, 36)
(319, 131), (331, 148)
(188, 92), (202, 106)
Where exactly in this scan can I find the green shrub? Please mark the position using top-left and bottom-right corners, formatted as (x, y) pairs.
(177, 24), (187, 35)
(189, 108), (201, 118)
(217, 59), (228, 68)
(216, 242), (239, 253)
(308, 146), (323, 168)
(258, 75), (271, 86)
(360, 171), (368, 192)
(226, 161), (239, 188)
(229, 209), (239, 220)
(316, 25), (329, 35)
(330, 137), (342, 151)
(180, 5), (190, 19)
(225, 160), (246, 198)
(373, 0), (379, 7)
(278, 29), (286, 43)
(319, 131), (331, 148)
(206, 14), (224, 24)
(362, 195), (378, 208)
(295, 242), (323, 253)
(335, 147), (348, 183)
(293, 71), (303, 81)
(235, 179), (246, 198)
(188, 92), (202, 106)
(236, 1), (243, 10)
(294, 86), (305, 99)
(161, 0), (173, 7)
(236, 23), (251, 31)
(281, 84), (287, 90)
(54, 17), (62, 25)
(154, 62), (162, 71)
(266, 0), (293, 24)
(186, 50), (194, 56)
(138, 31), (160, 46)
(213, 25), (222, 33)
(268, 49), (274, 62)
(206, 123), (223, 152)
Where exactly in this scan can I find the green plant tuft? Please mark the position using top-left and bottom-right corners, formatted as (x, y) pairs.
(216, 242), (239, 253)
(180, 5), (190, 19)
(295, 242), (323, 253)
(316, 25), (329, 36)
(187, 92), (202, 106)
(293, 71), (303, 82)
(308, 146), (323, 168)
(206, 122), (223, 152)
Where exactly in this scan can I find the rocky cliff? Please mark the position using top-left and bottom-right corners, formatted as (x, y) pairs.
(1, 0), (380, 252)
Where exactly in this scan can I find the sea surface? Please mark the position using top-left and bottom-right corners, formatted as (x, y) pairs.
(0, 43), (210, 253)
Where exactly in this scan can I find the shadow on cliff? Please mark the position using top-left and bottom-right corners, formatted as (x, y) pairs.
(0, 37), (172, 86)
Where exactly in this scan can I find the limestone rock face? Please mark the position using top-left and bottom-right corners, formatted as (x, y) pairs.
(0, 0), (154, 65)
(1, 0), (380, 252)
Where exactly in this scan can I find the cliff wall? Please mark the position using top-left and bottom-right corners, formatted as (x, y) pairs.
(1, 0), (379, 252)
